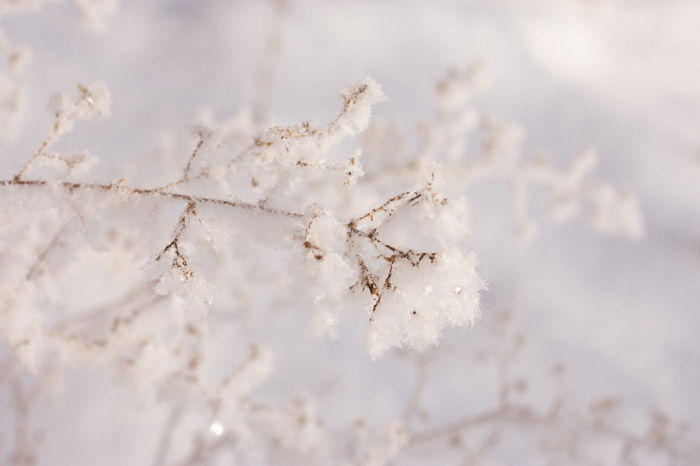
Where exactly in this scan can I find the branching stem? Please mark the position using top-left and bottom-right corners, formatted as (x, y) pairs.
(0, 178), (304, 218)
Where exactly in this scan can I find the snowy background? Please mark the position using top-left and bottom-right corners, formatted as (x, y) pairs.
(1, 0), (700, 464)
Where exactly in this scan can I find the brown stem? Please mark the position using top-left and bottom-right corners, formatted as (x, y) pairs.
(0, 179), (304, 218)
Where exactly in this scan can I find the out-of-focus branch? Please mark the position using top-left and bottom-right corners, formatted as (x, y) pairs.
(251, 0), (290, 128)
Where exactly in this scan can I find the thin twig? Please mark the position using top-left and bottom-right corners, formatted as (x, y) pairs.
(0, 179), (304, 218)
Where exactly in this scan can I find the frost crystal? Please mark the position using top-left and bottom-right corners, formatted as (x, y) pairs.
(366, 249), (483, 359)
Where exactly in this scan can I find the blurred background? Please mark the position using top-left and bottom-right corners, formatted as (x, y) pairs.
(1, 0), (700, 464)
